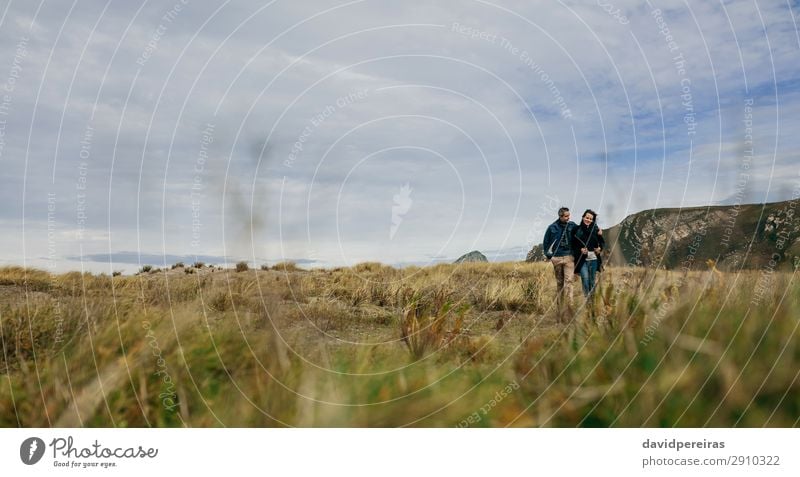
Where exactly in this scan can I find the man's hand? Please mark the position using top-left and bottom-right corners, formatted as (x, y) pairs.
(594, 247), (601, 253)
(581, 247), (588, 255)
(597, 228), (603, 236)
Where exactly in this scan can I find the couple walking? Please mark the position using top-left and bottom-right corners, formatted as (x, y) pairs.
(542, 207), (604, 312)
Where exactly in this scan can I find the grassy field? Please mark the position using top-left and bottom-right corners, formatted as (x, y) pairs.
(0, 261), (798, 427)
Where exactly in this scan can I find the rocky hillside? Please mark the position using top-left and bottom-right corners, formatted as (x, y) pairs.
(526, 200), (800, 270)
(454, 250), (488, 263)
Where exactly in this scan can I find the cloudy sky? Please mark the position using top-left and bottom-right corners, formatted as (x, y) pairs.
(1, 0), (799, 272)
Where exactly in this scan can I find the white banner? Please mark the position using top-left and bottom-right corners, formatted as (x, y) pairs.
(1, 428), (797, 476)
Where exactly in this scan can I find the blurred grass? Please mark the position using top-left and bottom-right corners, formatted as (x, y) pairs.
(0, 262), (797, 427)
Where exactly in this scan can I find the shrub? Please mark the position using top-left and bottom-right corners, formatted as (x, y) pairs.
(235, 261), (249, 272)
(352, 262), (383, 273)
(272, 261), (300, 272)
(400, 293), (468, 359)
(171, 262), (185, 269)
(207, 290), (247, 312)
(139, 265), (152, 273)
(112, 271), (122, 277)
(193, 261), (205, 268)
(0, 267), (51, 291)
(260, 264), (270, 271)
(482, 279), (527, 311)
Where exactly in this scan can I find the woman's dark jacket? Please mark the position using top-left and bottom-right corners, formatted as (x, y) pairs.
(571, 224), (605, 274)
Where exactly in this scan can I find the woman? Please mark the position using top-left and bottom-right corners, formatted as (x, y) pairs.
(571, 209), (604, 297)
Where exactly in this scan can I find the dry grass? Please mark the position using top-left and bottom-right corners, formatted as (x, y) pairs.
(0, 262), (797, 427)
(272, 261), (302, 272)
(399, 288), (468, 359)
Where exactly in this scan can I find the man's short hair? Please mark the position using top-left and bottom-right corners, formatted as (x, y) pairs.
(558, 207), (570, 217)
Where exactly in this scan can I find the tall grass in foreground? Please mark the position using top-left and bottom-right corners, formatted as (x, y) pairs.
(0, 263), (797, 427)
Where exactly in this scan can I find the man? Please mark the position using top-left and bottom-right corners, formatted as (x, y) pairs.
(543, 207), (577, 312)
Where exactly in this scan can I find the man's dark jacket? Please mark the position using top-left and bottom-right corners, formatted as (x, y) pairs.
(542, 219), (577, 259)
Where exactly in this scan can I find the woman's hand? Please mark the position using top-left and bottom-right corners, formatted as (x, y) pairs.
(594, 247), (601, 253)
(581, 247), (588, 255)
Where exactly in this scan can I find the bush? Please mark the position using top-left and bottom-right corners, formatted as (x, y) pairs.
(235, 261), (249, 272)
(184, 267), (195, 274)
(112, 271), (122, 277)
(400, 291), (468, 359)
(171, 262), (185, 269)
(260, 264), (270, 271)
(139, 265), (152, 274)
(272, 261), (299, 272)
(352, 262), (383, 273)
(192, 262), (205, 268)
(0, 267), (51, 291)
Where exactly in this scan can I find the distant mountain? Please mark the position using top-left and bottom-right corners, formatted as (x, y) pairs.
(526, 200), (800, 270)
(454, 250), (488, 264)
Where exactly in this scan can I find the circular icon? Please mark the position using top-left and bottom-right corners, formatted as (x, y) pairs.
(20, 437), (45, 465)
